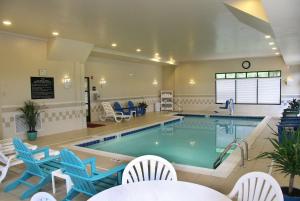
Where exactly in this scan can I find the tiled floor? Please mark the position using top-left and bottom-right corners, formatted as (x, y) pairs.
(0, 112), (299, 200)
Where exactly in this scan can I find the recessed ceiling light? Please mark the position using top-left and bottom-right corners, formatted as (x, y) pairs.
(136, 48), (141, 52)
(272, 47), (277, 50)
(111, 43), (117, 47)
(275, 52), (280, 55)
(155, 53), (159, 56)
(52, 32), (59, 36)
(2, 20), (12, 26)
(269, 42), (275, 46)
(265, 35), (271, 39)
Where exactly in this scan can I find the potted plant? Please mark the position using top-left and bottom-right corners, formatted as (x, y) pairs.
(283, 99), (300, 117)
(18, 100), (41, 141)
(289, 99), (300, 111)
(257, 130), (300, 201)
(138, 102), (148, 115)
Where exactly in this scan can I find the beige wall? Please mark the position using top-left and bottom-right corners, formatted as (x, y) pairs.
(0, 32), (86, 138)
(175, 56), (289, 95)
(0, 32), (83, 106)
(173, 56), (300, 116)
(162, 65), (175, 91)
(85, 57), (163, 121)
(85, 57), (162, 98)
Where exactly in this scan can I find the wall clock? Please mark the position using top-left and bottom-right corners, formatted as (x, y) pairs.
(242, 60), (251, 69)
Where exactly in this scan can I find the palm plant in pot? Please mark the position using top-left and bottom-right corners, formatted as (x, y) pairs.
(257, 130), (300, 201)
(284, 99), (300, 117)
(18, 100), (40, 141)
(138, 102), (148, 115)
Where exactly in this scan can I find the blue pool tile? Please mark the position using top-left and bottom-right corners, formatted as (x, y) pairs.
(104, 136), (117, 141)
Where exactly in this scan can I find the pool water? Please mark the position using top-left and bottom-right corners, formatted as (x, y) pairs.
(87, 116), (262, 169)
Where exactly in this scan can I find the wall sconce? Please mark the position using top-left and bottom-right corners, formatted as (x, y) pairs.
(99, 78), (107, 88)
(62, 74), (72, 88)
(285, 75), (294, 85)
(189, 79), (196, 85)
(152, 79), (158, 86)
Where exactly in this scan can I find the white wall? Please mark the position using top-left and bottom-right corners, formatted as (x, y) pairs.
(0, 32), (86, 139)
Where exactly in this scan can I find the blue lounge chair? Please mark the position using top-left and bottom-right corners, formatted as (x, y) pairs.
(113, 102), (130, 115)
(128, 101), (137, 115)
(4, 138), (60, 200)
(60, 148), (126, 201)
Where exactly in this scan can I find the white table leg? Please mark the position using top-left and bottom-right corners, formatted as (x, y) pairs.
(66, 178), (73, 193)
(51, 173), (56, 194)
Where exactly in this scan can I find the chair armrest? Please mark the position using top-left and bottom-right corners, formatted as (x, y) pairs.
(83, 157), (97, 173)
(91, 164), (127, 181)
(115, 111), (124, 115)
(31, 146), (50, 158)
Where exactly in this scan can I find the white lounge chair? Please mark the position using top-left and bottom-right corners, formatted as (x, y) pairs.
(122, 155), (177, 184)
(0, 138), (59, 183)
(0, 138), (37, 183)
(228, 172), (284, 201)
(100, 102), (131, 123)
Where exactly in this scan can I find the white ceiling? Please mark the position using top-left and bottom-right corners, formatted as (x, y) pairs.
(262, 0), (300, 66)
(0, 0), (278, 62)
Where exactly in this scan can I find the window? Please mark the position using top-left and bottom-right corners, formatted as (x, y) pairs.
(226, 73), (235, 79)
(215, 70), (281, 104)
(247, 72), (257, 78)
(216, 73), (225, 79)
(216, 79), (235, 104)
(236, 79), (257, 104)
(236, 73), (246, 78)
(258, 78), (281, 104)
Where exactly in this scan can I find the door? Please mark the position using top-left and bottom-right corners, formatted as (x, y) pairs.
(84, 77), (91, 123)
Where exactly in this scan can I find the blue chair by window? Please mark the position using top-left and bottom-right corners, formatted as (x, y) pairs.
(4, 138), (61, 200)
(128, 101), (137, 116)
(113, 102), (130, 115)
(219, 100), (230, 109)
(60, 148), (126, 201)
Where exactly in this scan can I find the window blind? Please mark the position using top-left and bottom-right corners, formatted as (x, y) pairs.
(258, 78), (281, 104)
(216, 79), (235, 103)
(236, 79), (257, 104)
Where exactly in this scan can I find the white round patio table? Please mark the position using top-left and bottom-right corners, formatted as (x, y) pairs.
(87, 180), (232, 201)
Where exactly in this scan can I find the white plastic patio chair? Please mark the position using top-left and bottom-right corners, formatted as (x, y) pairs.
(0, 138), (37, 183)
(30, 192), (57, 201)
(228, 172), (284, 201)
(100, 102), (131, 123)
(0, 138), (59, 183)
(122, 155), (177, 184)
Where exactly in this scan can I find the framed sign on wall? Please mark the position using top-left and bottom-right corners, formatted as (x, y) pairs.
(31, 77), (55, 99)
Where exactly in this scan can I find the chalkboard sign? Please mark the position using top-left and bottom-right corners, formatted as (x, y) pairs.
(31, 77), (55, 99)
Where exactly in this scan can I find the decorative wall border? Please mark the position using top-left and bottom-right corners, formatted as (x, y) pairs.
(1, 102), (86, 138)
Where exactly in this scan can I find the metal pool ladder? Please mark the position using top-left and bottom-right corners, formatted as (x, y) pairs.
(213, 139), (248, 169)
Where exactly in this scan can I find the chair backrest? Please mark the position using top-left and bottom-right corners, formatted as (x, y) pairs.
(128, 101), (135, 108)
(30, 192), (57, 201)
(101, 102), (116, 117)
(60, 149), (97, 196)
(122, 155), (177, 184)
(113, 102), (123, 111)
(13, 138), (43, 176)
(0, 145), (9, 164)
(224, 100), (230, 109)
(228, 172), (284, 201)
